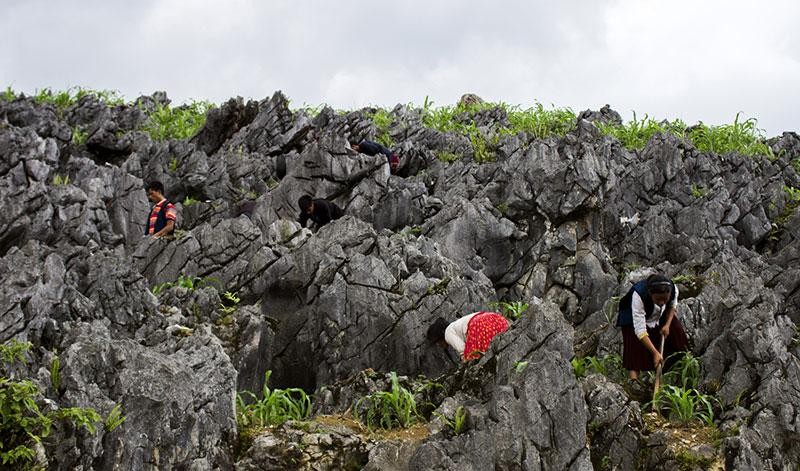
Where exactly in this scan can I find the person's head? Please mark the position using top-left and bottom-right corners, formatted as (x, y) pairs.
(389, 154), (400, 173)
(298, 195), (314, 215)
(426, 317), (450, 348)
(350, 142), (360, 152)
(647, 274), (673, 306)
(146, 181), (165, 203)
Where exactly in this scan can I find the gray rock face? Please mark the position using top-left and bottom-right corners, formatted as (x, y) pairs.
(2, 92), (800, 469)
(409, 299), (592, 470)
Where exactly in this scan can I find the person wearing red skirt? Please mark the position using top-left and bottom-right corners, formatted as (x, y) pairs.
(427, 311), (509, 361)
(616, 274), (689, 379)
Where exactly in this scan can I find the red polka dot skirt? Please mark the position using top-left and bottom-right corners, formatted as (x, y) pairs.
(463, 311), (509, 361)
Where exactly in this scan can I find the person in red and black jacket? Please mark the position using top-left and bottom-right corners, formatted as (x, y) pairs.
(145, 181), (177, 238)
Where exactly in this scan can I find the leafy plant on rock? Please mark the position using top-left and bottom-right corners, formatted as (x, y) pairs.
(572, 354), (626, 381)
(489, 301), (529, 320)
(143, 100), (214, 141)
(649, 385), (717, 425)
(354, 372), (420, 431)
(236, 370), (311, 428)
(1, 340), (104, 468)
(434, 405), (467, 436)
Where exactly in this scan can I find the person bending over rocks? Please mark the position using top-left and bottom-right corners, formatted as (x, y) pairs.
(427, 311), (509, 361)
(145, 180), (177, 238)
(351, 139), (400, 174)
(616, 273), (689, 380)
(297, 195), (344, 230)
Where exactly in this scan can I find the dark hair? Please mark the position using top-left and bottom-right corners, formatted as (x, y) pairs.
(647, 274), (673, 295)
(146, 181), (165, 194)
(426, 317), (449, 343)
(298, 195), (313, 211)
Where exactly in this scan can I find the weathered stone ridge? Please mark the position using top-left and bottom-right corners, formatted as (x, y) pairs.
(1, 90), (799, 470)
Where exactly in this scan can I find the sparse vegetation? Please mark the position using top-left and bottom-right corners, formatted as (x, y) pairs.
(597, 112), (772, 157)
(650, 385), (717, 425)
(354, 372), (420, 431)
(104, 404), (126, 432)
(151, 274), (217, 296)
(690, 184), (707, 198)
(182, 196), (199, 206)
(71, 127), (88, 145)
(51, 174), (70, 186)
(489, 301), (529, 320)
(1, 340), (103, 468)
(436, 151), (460, 163)
(571, 354), (626, 382)
(142, 100), (214, 141)
(236, 371), (311, 429)
(32, 87), (125, 116)
(370, 108), (394, 148)
(49, 356), (60, 392)
(434, 405), (467, 435)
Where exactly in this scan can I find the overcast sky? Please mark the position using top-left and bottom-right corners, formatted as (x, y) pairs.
(2, 1), (798, 136)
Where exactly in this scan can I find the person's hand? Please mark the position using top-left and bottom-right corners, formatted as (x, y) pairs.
(652, 350), (663, 367)
(660, 323), (670, 338)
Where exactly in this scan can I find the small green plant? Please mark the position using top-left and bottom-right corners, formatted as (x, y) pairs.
(104, 404), (126, 432)
(219, 291), (241, 316)
(662, 352), (701, 390)
(52, 174), (70, 186)
(1, 86), (15, 101)
(434, 405), (467, 435)
(355, 372), (420, 431)
(182, 196), (199, 206)
(436, 151), (460, 163)
(572, 354), (625, 381)
(0, 339), (31, 365)
(426, 277), (450, 295)
(690, 185), (707, 198)
(1, 340), (103, 468)
(596, 113), (683, 150)
(151, 274), (216, 296)
(236, 371), (312, 428)
(71, 127), (88, 146)
(143, 100), (214, 141)
(168, 156), (179, 173)
(649, 385), (717, 425)
(490, 301), (529, 320)
(513, 360), (529, 373)
(370, 108), (394, 148)
(50, 355), (60, 392)
(686, 113), (771, 157)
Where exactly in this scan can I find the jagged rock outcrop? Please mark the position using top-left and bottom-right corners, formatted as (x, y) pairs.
(1, 90), (799, 470)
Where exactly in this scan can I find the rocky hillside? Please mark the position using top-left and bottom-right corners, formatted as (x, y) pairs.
(0, 90), (799, 470)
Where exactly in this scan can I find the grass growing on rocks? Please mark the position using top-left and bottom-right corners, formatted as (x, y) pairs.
(597, 112), (772, 157)
(236, 371), (312, 428)
(142, 100), (214, 141)
(354, 372), (421, 432)
(572, 353), (626, 382)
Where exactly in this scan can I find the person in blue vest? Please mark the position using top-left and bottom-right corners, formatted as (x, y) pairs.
(351, 139), (400, 173)
(145, 181), (177, 238)
(616, 274), (689, 380)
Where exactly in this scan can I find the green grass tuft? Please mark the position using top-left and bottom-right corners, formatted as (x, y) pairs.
(355, 372), (420, 431)
(142, 100), (214, 141)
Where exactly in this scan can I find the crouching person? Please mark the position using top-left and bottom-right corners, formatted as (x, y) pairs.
(427, 311), (509, 361)
(297, 195), (344, 230)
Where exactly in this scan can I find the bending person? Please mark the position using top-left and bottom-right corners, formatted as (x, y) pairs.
(616, 273), (689, 380)
(427, 311), (509, 361)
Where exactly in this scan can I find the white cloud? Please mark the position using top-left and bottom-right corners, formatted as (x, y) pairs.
(2, 0), (798, 135)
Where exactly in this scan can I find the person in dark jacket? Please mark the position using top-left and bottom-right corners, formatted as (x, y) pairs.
(145, 181), (177, 238)
(297, 195), (344, 229)
(616, 273), (689, 380)
(351, 139), (400, 173)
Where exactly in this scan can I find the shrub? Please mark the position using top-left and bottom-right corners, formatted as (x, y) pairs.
(1, 340), (103, 468)
(236, 371), (311, 428)
(355, 372), (420, 431)
(650, 385), (717, 425)
(142, 100), (214, 141)
(370, 108), (394, 148)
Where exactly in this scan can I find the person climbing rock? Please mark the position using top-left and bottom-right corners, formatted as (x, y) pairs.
(145, 180), (177, 238)
(297, 195), (344, 230)
(427, 311), (509, 361)
(616, 273), (689, 380)
(351, 139), (400, 173)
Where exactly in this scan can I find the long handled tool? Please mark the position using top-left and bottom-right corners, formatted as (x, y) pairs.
(652, 336), (666, 404)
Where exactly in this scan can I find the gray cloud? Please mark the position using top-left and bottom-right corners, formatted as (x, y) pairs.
(2, 0), (797, 135)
